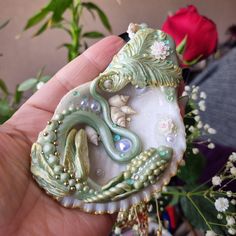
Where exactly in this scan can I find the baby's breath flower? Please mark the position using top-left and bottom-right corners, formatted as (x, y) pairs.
(192, 86), (199, 93)
(231, 199), (236, 205)
(228, 228), (236, 235)
(182, 91), (188, 96)
(199, 104), (206, 111)
(208, 143), (215, 149)
(212, 176), (222, 186)
(204, 124), (210, 130)
(191, 93), (198, 100)
(194, 115), (200, 122)
(226, 216), (236, 226)
(229, 152), (236, 162)
(230, 167), (236, 176)
(189, 126), (195, 132)
(217, 213), (223, 219)
(227, 161), (234, 168)
(214, 197), (229, 212)
(200, 91), (207, 99)
(114, 227), (121, 235)
(185, 85), (190, 91)
(192, 148), (199, 155)
(192, 109), (199, 115)
(197, 121), (203, 129)
(205, 230), (217, 236)
(198, 100), (205, 107)
(208, 128), (216, 134)
(227, 191), (233, 197)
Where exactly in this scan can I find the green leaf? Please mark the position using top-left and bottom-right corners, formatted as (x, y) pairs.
(0, 19), (10, 30)
(0, 79), (9, 95)
(39, 75), (51, 83)
(176, 35), (187, 55)
(18, 78), (38, 92)
(14, 85), (23, 105)
(177, 149), (206, 185)
(183, 55), (203, 66)
(0, 99), (12, 116)
(24, 0), (72, 30)
(82, 2), (112, 32)
(83, 31), (104, 38)
(180, 195), (226, 235)
(57, 43), (74, 50)
(33, 20), (51, 36)
(24, 9), (49, 30)
(48, 0), (73, 22)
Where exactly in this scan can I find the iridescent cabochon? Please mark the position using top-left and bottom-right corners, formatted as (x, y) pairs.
(31, 24), (186, 214)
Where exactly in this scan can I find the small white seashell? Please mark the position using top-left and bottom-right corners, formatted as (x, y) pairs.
(120, 105), (136, 115)
(111, 107), (126, 127)
(108, 95), (129, 107)
(85, 126), (98, 146)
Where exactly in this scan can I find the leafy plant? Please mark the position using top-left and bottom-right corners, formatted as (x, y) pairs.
(24, 0), (112, 61)
(18, 67), (51, 92)
(0, 79), (23, 124)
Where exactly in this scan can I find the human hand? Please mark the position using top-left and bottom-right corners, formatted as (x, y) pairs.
(0, 36), (125, 236)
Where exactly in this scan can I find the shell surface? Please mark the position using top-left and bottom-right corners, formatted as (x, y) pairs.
(30, 26), (186, 214)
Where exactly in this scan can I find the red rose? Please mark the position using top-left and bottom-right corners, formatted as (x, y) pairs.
(162, 5), (218, 66)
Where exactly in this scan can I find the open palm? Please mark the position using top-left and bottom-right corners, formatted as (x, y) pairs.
(0, 36), (124, 236)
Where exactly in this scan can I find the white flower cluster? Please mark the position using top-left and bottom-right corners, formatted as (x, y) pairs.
(183, 85), (216, 153)
(209, 152), (236, 235)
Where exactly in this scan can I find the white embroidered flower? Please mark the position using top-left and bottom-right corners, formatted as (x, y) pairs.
(212, 176), (222, 186)
(205, 230), (217, 236)
(214, 197), (229, 212)
(36, 81), (45, 90)
(226, 216), (236, 226)
(158, 118), (176, 135)
(229, 152), (236, 162)
(230, 166), (236, 176)
(228, 228), (236, 235)
(151, 41), (170, 60)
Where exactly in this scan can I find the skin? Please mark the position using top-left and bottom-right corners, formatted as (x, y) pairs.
(0, 36), (124, 236)
(0, 35), (185, 236)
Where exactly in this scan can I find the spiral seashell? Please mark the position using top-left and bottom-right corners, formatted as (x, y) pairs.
(111, 107), (126, 127)
(120, 106), (136, 115)
(85, 126), (98, 146)
(108, 95), (129, 107)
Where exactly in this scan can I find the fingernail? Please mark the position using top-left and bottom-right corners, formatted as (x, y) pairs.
(118, 32), (130, 42)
